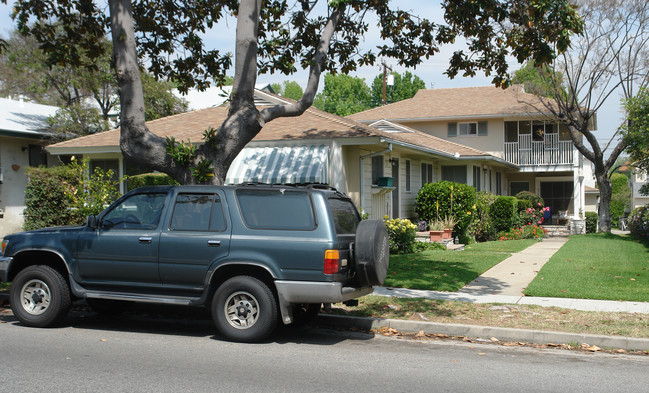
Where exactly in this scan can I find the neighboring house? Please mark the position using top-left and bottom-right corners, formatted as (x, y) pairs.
(349, 85), (597, 229)
(0, 97), (58, 238)
(46, 90), (517, 221)
(619, 163), (649, 210)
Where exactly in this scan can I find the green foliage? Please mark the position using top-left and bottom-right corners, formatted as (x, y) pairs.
(141, 72), (188, 121)
(511, 60), (566, 98)
(23, 166), (78, 230)
(127, 173), (179, 190)
(628, 205), (649, 239)
(489, 196), (519, 233)
(469, 191), (498, 242)
(585, 211), (598, 233)
(383, 217), (417, 254)
(514, 191), (544, 207)
(313, 73), (372, 116)
(23, 158), (121, 230)
(370, 71), (426, 106)
(271, 80), (304, 101)
(624, 87), (649, 176)
(202, 126), (218, 148)
(413, 241), (447, 252)
(191, 159), (215, 184)
(498, 225), (547, 241)
(165, 137), (197, 166)
(415, 181), (476, 241)
(46, 101), (109, 137)
(610, 173), (630, 224)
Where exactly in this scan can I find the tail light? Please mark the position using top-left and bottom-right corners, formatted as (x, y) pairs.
(324, 250), (340, 275)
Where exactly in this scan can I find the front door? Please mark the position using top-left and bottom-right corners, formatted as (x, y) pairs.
(76, 192), (169, 286)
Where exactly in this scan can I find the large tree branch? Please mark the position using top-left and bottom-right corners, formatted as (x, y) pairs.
(260, 4), (345, 123)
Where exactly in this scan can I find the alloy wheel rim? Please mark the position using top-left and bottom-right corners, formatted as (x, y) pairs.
(20, 279), (51, 315)
(224, 291), (259, 329)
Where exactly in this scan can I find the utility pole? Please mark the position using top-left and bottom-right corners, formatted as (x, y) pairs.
(381, 60), (392, 106)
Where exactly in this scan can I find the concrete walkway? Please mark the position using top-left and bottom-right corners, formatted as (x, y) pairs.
(374, 236), (649, 314)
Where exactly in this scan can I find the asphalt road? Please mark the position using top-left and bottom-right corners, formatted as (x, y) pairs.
(1, 307), (649, 393)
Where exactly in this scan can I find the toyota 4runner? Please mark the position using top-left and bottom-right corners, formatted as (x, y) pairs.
(0, 184), (389, 342)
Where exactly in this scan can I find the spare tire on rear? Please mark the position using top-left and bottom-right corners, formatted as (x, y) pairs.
(354, 220), (390, 286)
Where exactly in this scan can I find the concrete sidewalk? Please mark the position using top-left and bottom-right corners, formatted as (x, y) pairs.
(374, 236), (649, 314)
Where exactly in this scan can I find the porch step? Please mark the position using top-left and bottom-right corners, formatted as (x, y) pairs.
(542, 225), (571, 237)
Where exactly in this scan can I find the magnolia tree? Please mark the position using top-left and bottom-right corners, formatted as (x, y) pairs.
(4, 0), (583, 185)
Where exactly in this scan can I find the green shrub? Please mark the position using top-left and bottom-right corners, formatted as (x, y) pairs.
(515, 191), (544, 207)
(610, 173), (630, 225)
(469, 191), (498, 242)
(23, 158), (122, 230)
(498, 224), (547, 240)
(489, 196), (519, 233)
(24, 166), (79, 230)
(628, 205), (649, 239)
(127, 172), (179, 190)
(413, 241), (447, 252)
(585, 211), (598, 233)
(516, 199), (532, 213)
(383, 217), (417, 254)
(415, 181), (476, 242)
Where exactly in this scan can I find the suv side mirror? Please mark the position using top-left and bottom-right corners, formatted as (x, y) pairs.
(86, 215), (97, 228)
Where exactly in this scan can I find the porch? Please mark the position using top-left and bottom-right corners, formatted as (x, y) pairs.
(504, 134), (574, 166)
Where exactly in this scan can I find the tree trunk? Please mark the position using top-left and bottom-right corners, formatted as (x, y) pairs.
(596, 174), (613, 232)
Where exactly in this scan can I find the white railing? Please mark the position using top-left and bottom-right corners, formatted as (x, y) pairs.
(504, 134), (573, 166)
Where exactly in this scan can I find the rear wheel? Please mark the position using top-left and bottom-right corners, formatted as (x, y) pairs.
(212, 276), (278, 342)
(10, 265), (71, 327)
(354, 220), (390, 286)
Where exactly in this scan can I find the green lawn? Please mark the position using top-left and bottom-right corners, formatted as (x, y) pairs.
(525, 233), (649, 301)
(384, 239), (538, 291)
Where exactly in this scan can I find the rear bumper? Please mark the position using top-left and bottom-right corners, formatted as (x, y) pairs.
(275, 280), (373, 304)
(0, 256), (11, 282)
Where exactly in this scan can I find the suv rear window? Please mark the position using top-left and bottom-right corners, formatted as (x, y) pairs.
(327, 197), (360, 235)
(236, 189), (316, 230)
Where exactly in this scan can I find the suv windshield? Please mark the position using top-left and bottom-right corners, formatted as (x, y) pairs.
(327, 197), (360, 235)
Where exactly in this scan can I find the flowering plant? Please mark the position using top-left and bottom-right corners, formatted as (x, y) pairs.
(383, 216), (417, 254)
(498, 224), (548, 241)
(520, 205), (550, 226)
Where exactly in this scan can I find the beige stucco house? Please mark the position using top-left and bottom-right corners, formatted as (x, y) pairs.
(349, 85), (597, 228)
(0, 97), (57, 238)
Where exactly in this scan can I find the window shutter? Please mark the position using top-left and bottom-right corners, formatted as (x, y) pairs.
(447, 122), (457, 137)
(478, 121), (488, 136)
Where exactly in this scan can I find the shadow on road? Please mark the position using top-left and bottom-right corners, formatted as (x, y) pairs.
(0, 301), (374, 346)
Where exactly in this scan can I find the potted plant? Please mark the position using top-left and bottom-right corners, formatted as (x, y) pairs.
(442, 215), (457, 240)
(429, 220), (445, 242)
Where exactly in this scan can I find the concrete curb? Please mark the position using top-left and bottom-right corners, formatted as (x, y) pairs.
(316, 314), (649, 352)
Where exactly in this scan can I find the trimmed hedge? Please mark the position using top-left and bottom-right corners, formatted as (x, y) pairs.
(24, 166), (79, 230)
(127, 173), (179, 190)
(585, 211), (598, 233)
(515, 191), (544, 207)
(489, 196), (519, 233)
(415, 181), (476, 241)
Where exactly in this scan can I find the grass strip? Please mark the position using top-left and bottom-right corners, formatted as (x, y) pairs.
(525, 233), (649, 301)
(333, 295), (649, 339)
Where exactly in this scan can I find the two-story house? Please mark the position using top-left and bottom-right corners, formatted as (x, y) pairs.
(349, 85), (595, 229)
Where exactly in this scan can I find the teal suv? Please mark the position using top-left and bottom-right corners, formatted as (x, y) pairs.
(0, 184), (389, 342)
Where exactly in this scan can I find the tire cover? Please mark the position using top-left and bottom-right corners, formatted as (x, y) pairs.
(354, 220), (390, 286)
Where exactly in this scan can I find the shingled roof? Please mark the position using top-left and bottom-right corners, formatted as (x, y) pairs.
(47, 95), (501, 160)
(348, 85), (550, 122)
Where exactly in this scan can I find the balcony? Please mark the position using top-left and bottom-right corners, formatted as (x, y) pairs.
(504, 134), (574, 167)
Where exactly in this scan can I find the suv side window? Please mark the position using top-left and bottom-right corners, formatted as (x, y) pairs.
(170, 193), (227, 232)
(327, 197), (360, 235)
(236, 189), (316, 230)
(102, 193), (167, 229)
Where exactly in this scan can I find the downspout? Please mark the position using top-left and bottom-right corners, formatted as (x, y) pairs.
(359, 143), (393, 215)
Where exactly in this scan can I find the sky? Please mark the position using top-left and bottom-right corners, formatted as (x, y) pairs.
(0, 1), (626, 155)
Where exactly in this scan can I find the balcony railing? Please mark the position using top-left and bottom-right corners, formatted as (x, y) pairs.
(504, 134), (573, 166)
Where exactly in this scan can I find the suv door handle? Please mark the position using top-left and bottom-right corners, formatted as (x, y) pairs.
(208, 240), (221, 247)
(138, 236), (153, 244)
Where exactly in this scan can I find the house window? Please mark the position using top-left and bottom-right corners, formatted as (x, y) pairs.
(441, 165), (467, 184)
(496, 172), (502, 195)
(505, 121), (518, 142)
(511, 181), (529, 196)
(371, 156), (383, 186)
(459, 122), (477, 136)
(473, 166), (481, 191)
(421, 163), (433, 185)
(405, 160), (411, 192)
(28, 145), (47, 167)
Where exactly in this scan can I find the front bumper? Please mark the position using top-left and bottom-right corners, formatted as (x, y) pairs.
(0, 256), (12, 282)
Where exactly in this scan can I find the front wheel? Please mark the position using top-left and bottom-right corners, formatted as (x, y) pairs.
(10, 265), (71, 327)
(212, 276), (278, 342)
